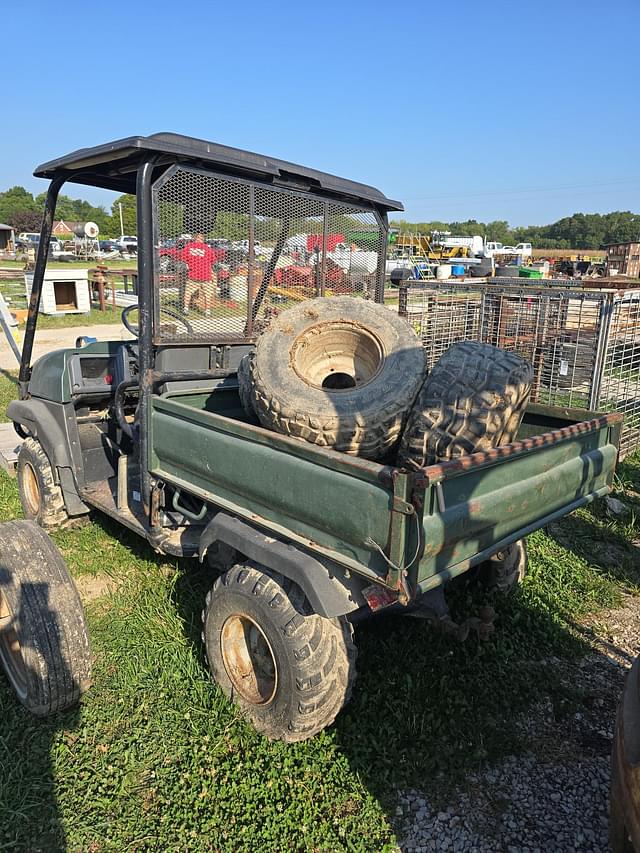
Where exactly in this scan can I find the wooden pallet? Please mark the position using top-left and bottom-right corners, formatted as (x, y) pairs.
(0, 422), (22, 475)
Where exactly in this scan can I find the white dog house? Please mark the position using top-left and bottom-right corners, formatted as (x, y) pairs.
(25, 269), (90, 315)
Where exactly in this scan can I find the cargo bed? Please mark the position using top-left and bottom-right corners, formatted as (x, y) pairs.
(149, 386), (622, 597)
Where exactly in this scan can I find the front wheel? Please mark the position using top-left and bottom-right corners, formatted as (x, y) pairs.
(17, 438), (69, 529)
(202, 562), (357, 742)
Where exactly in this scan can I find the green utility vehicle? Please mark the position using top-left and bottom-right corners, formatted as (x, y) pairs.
(0, 134), (622, 741)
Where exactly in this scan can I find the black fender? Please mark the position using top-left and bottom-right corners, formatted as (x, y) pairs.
(8, 398), (89, 516)
(199, 512), (367, 618)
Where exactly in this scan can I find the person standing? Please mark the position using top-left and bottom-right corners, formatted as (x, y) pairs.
(180, 233), (217, 315)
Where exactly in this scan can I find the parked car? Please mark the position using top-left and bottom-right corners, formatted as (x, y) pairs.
(17, 233), (64, 257)
(99, 240), (119, 253)
(484, 241), (504, 258)
(17, 232), (41, 244)
(116, 235), (138, 253)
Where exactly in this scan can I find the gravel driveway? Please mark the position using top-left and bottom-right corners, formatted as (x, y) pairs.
(396, 595), (640, 852)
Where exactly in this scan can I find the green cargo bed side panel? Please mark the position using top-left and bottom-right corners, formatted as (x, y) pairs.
(418, 422), (617, 583)
(149, 396), (393, 577)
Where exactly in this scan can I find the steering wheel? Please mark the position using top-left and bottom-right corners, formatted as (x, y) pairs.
(121, 304), (194, 337)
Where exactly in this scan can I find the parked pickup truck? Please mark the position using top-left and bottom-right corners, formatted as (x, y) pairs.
(1, 133), (622, 743)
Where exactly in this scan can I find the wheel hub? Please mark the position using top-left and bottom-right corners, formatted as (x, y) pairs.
(290, 321), (384, 391)
(0, 590), (27, 701)
(21, 462), (41, 516)
(220, 614), (277, 705)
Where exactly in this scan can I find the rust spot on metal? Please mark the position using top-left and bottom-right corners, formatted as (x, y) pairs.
(414, 413), (622, 488)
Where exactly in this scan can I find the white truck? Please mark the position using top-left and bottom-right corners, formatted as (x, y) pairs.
(483, 242), (533, 259)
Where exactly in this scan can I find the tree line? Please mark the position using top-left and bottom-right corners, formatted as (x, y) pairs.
(1, 185), (638, 249)
(390, 211), (640, 249)
(0, 187), (136, 237)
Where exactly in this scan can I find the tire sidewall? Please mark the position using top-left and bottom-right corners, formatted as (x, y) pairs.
(0, 575), (44, 709)
(204, 583), (300, 734)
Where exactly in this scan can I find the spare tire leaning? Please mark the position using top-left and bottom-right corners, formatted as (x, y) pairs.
(247, 296), (425, 459)
(397, 340), (533, 468)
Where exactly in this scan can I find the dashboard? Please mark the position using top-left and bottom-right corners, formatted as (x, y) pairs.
(68, 344), (139, 395)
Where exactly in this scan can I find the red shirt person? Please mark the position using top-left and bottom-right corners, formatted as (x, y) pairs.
(179, 234), (218, 314)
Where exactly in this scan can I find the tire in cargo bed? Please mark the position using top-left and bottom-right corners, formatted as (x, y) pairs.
(397, 341), (533, 468)
(247, 296), (425, 459)
(237, 353), (258, 423)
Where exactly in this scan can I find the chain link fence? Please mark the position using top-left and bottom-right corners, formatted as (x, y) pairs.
(400, 282), (640, 457)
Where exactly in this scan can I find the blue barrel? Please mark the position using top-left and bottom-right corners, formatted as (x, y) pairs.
(413, 263), (429, 279)
(451, 264), (465, 276)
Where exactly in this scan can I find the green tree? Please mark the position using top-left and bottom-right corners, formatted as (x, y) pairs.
(110, 194), (137, 235)
(35, 191), (111, 234)
(0, 186), (38, 226)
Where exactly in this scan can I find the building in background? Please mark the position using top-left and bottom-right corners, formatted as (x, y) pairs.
(0, 223), (15, 256)
(604, 241), (640, 278)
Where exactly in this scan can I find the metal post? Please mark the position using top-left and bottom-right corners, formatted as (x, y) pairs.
(18, 174), (65, 396)
(589, 293), (615, 411)
(246, 185), (255, 338)
(0, 293), (21, 364)
(319, 207), (328, 298)
(136, 159), (156, 518)
(373, 210), (388, 304)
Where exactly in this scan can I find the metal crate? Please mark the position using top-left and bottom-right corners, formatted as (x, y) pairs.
(152, 166), (386, 343)
(400, 282), (640, 457)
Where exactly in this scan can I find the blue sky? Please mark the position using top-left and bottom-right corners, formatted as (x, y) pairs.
(1, 0), (638, 226)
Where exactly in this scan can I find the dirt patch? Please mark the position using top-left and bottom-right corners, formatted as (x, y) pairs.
(74, 573), (118, 603)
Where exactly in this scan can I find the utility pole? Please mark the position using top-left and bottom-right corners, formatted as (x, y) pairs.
(119, 203), (124, 238)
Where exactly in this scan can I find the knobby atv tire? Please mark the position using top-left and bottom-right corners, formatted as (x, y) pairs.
(0, 520), (91, 715)
(202, 561), (357, 742)
(246, 296), (425, 459)
(480, 539), (528, 593)
(398, 341), (533, 467)
(236, 353), (258, 423)
(17, 437), (70, 529)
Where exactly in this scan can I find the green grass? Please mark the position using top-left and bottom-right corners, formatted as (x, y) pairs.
(0, 370), (638, 851)
(34, 306), (124, 330)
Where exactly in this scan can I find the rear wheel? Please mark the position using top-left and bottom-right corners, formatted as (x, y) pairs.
(17, 438), (69, 529)
(0, 520), (91, 715)
(202, 562), (357, 742)
(480, 540), (528, 592)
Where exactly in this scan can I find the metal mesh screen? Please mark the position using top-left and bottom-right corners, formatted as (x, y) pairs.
(400, 282), (640, 456)
(598, 292), (640, 456)
(152, 166), (385, 343)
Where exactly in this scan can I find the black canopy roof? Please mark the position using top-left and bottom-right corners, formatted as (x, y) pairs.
(34, 132), (403, 213)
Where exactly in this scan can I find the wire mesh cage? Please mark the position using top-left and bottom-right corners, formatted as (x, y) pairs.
(400, 282), (640, 457)
(152, 166), (386, 343)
